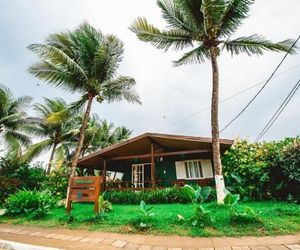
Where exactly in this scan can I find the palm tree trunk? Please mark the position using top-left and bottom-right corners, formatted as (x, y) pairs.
(46, 142), (57, 175)
(210, 47), (226, 204)
(70, 94), (94, 177)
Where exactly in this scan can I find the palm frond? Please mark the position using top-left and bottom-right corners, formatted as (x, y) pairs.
(173, 44), (210, 66)
(157, 0), (196, 33)
(68, 94), (87, 114)
(29, 61), (86, 93)
(103, 76), (142, 104)
(224, 35), (297, 56)
(201, 0), (227, 36)
(4, 130), (32, 147)
(28, 43), (88, 82)
(174, 0), (204, 29)
(53, 145), (65, 169)
(130, 17), (193, 51)
(21, 139), (53, 163)
(9, 96), (33, 113)
(218, 0), (254, 37)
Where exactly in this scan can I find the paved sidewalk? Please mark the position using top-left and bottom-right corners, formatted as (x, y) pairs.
(0, 224), (299, 250)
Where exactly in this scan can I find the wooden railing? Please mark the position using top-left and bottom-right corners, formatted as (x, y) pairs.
(105, 179), (213, 190)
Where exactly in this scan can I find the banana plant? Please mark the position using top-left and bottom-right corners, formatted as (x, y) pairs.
(179, 185), (213, 227)
(182, 184), (211, 203)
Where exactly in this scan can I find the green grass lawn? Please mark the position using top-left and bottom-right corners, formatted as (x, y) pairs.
(1, 201), (300, 237)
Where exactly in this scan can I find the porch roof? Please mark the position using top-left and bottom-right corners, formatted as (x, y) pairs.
(77, 132), (233, 169)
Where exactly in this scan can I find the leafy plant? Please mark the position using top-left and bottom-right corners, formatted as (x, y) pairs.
(223, 137), (300, 202)
(133, 200), (155, 230)
(43, 167), (69, 198)
(178, 185), (213, 227)
(98, 195), (112, 213)
(181, 185), (211, 203)
(103, 187), (191, 204)
(191, 205), (214, 227)
(5, 189), (57, 218)
(224, 193), (261, 224)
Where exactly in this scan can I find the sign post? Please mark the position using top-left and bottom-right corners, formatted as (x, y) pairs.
(66, 176), (102, 214)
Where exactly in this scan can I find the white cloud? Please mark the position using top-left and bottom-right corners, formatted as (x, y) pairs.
(0, 0), (299, 155)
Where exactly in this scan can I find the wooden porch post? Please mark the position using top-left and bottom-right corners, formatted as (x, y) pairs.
(102, 160), (107, 191)
(151, 143), (156, 188)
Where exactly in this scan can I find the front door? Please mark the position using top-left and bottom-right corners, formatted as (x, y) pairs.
(132, 164), (145, 188)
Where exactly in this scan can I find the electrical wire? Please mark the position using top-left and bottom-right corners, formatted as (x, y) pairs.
(220, 35), (300, 133)
(255, 78), (300, 141)
(154, 62), (300, 133)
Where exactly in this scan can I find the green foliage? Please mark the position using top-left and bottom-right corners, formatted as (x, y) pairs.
(223, 193), (240, 206)
(191, 205), (214, 227)
(42, 167), (69, 198)
(0, 158), (46, 203)
(134, 200), (155, 230)
(178, 185), (213, 227)
(224, 193), (261, 224)
(103, 187), (192, 204)
(130, 0), (296, 65)
(181, 185), (211, 203)
(5, 189), (57, 218)
(222, 138), (300, 202)
(0, 84), (33, 150)
(98, 195), (112, 213)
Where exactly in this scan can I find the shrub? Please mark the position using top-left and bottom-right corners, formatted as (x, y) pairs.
(222, 137), (300, 202)
(5, 189), (57, 218)
(223, 193), (261, 224)
(178, 185), (214, 227)
(98, 195), (112, 213)
(104, 186), (193, 204)
(132, 200), (155, 230)
(0, 158), (46, 203)
(42, 167), (69, 198)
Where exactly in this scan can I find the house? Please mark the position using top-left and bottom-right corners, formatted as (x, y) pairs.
(77, 133), (233, 190)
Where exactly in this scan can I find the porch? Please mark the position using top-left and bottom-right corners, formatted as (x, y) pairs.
(77, 133), (233, 191)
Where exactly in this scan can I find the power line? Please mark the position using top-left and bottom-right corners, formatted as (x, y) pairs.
(220, 35), (300, 133)
(255, 77), (300, 141)
(154, 62), (300, 132)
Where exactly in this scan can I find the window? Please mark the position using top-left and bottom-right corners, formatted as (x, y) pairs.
(184, 160), (203, 179)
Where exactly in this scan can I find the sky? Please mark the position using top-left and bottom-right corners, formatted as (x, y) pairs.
(1, 0), (300, 150)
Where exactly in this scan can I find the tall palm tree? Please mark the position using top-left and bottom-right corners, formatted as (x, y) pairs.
(0, 84), (33, 150)
(22, 98), (77, 174)
(28, 22), (141, 176)
(130, 0), (296, 203)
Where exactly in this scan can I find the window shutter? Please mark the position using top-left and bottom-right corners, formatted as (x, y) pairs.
(175, 161), (186, 179)
(201, 159), (214, 178)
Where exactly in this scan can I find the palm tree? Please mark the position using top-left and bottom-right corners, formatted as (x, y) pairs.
(130, 0), (296, 203)
(0, 84), (33, 150)
(81, 118), (132, 156)
(66, 114), (132, 157)
(22, 98), (77, 174)
(28, 22), (141, 176)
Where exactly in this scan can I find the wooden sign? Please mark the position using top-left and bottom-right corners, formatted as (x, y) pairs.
(66, 176), (101, 214)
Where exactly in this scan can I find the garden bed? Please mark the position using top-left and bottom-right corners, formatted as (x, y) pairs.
(1, 201), (299, 237)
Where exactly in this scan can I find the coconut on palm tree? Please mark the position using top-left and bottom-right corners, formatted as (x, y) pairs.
(0, 84), (33, 151)
(22, 98), (77, 174)
(130, 0), (297, 203)
(28, 22), (141, 176)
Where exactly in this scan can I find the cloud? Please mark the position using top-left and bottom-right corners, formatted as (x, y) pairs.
(0, 0), (299, 155)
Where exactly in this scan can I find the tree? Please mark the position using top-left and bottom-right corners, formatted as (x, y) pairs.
(66, 114), (132, 158)
(22, 98), (77, 174)
(130, 0), (296, 203)
(28, 22), (141, 176)
(0, 84), (33, 151)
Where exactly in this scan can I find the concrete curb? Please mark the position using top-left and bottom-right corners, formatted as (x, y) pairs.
(0, 239), (62, 250)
